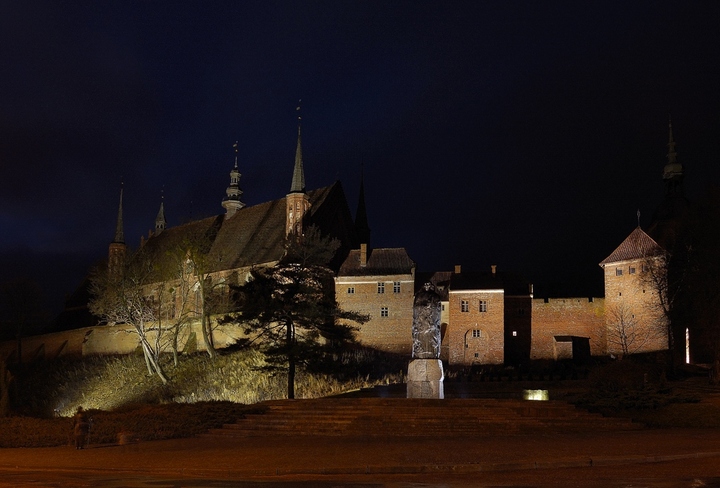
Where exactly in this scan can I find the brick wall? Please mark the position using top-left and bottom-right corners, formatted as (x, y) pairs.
(0, 320), (246, 363)
(602, 258), (668, 355)
(335, 273), (415, 354)
(447, 290), (504, 365)
(531, 297), (606, 359)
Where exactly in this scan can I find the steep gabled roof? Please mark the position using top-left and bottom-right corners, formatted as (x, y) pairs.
(599, 226), (665, 266)
(140, 182), (354, 275)
(338, 248), (415, 276)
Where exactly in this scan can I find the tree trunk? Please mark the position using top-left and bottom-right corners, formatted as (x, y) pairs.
(287, 321), (295, 399)
(140, 339), (168, 384)
(201, 313), (216, 358)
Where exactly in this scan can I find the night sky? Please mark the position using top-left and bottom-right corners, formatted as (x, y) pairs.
(2, 1), (720, 319)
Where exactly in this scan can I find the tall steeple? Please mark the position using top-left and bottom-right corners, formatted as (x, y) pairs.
(354, 166), (371, 247)
(155, 190), (166, 235)
(113, 185), (125, 244)
(222, 141), (246, 218)
(289, 104), (305, 193)
(108, 184), (127, 278)
(663, 116), (684, 195)
(286, 101), (311, 236)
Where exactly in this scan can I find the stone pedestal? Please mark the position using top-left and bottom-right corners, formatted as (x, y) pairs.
(406, 359), (444, 399)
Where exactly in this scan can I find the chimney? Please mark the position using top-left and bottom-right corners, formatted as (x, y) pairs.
(360, 243), (368, 267)
(491, 265), (497, 277)
(454, 264), (461, 274)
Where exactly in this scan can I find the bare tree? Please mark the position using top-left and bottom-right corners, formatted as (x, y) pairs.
(606, 301), (665, 357)
(89, 250), (169, 384)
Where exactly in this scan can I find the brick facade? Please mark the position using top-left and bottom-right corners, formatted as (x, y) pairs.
(447, 290), (505, 365)
(531, 297), (606, 359)
(336, 273), (415, 354)
(602, 258), (668, 355)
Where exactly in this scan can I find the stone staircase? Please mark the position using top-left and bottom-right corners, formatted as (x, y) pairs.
(206, 398), (642, 438)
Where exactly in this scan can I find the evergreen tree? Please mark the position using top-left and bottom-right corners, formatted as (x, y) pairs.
(227, 226), (368, 399)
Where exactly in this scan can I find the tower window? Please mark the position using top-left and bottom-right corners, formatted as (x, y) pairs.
(461, 300), (469, 312)
(479, 300), (488, 312)
(616, 268), (623, 276)
(629, 266), (636, 274)
(377, 282), (385, 294)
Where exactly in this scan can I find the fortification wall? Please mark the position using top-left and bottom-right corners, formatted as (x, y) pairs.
(0, 320), (246, 364)
(531, 297), (606, 359)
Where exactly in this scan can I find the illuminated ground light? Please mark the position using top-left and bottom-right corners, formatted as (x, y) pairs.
(523, 389), (549, 401)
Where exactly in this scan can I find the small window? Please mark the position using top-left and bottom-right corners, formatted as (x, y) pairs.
(393, 281), (401, 293)
(377, 282), (385, 294)
(461, 300), (469, 312)
(512, 331), (517, 337)
(441, 304), (445, 311)
(472, 329), (482, 338)
(347, 287), (355, 294)
(479, 300), (487, 312)
(629, 266), (636, 274)
(380, 306), (389, 317)
(474, 352), (479, 358)
(616, 268), (623, 276)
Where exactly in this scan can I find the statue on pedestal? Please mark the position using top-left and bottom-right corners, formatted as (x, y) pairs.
(407, 282), (444, 399)
(412, 282), (441, 359)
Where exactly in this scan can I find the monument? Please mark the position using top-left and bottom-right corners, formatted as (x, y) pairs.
(407, 282), (444, 399)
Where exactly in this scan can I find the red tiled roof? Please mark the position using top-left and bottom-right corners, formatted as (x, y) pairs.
(599, 227), (665, 266)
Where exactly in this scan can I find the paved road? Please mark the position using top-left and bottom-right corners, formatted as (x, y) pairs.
(2, 428), (720, 487)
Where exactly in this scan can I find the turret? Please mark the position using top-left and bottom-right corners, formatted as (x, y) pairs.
(663, 116), (684, 196)
(155, 191), (166, 235)
(222, 141), (246, 218)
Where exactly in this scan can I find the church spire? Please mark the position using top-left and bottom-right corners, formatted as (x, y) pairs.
(113, 185), (125, 244)
(289, 101), (305, 193)
(355, 165), (371, 247)
(155, 190), (166, 235)
(663, 116), (684, 195)
(286, 100), (311, 236)
(222, 141), (246, 218)
(108, 184), (127, 278)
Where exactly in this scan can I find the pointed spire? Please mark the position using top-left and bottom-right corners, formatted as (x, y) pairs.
(355, 165), (371, 247)
(113, 184), (125, 244)
(222, 140), (246, 218)
(662, 115), (684, 194)
(289, 100), (305, 193)
(155, 189), (166, 235)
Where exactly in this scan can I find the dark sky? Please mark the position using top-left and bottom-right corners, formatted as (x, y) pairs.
(2, 1), (720, 318)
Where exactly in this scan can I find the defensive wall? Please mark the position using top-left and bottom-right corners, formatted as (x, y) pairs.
(0, 321), (245, 364)
(2, 297), (611, 365)
(531, 297), (606, 359)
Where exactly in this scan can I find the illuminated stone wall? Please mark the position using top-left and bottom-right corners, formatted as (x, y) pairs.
(447, 290), (505, 365)
(530, 297), (606, 359)
(0, 321), (246, 363)
(602, 258), (668, 355)
(335, 273), (415, 355)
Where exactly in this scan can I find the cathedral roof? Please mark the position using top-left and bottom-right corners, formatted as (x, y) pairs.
(338, 248), (415, 276)
(140, 181), (354, 275)
(599, 227), (665, 266)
